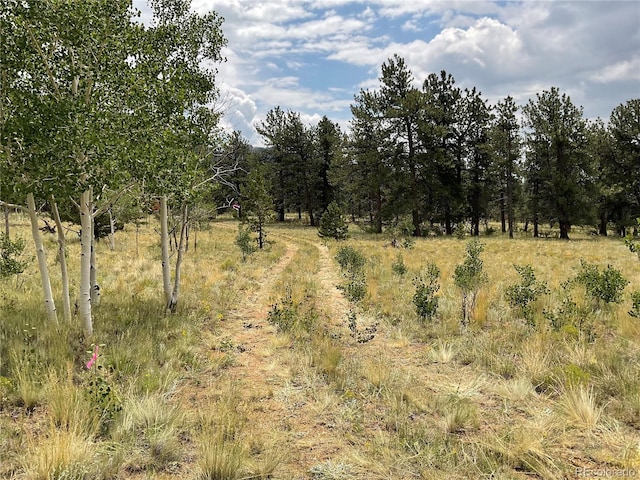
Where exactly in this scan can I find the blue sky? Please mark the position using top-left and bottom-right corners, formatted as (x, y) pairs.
(134, 0), (640, 146)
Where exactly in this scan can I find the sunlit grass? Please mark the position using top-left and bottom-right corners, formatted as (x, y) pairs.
(1, 215), (639, 478)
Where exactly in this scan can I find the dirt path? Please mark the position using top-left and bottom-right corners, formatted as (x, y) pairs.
(313, 241), (351, 327)
(224, 239), (299, 375)
(221, 235), (361, 478)
(182, 232), (376, 478)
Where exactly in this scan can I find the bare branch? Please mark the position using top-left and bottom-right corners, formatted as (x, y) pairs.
(191, 158), (241, 192)
(0, 200), (27, 213)
(93, 183), (135, 217)
(216, 197), (236, 211)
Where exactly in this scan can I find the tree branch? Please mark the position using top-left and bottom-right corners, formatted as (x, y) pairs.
(0, 200), (27, 213)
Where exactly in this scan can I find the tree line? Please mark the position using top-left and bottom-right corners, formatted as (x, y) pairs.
(224, 55), (638, 241)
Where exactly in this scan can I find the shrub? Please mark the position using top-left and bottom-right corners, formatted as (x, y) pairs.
(318, 201), (348, 240)
(267, 287), (315, 335)
(629, 291), (640, 318)
(335, 246), (367, 303)
(624, 217), (639, 260)
(335, 246), (365, 274)
(235, 225), (256, 262)
(505, 264), (548, 324)
(338, 271), (367, 303)
(453, 239), (487, 326)
(573, 260), (629, 304)
(391, 253), (407, 277)
(413, 262), (440, 322)
(85, 371), (122, 435)
(0, 233), (28, 279)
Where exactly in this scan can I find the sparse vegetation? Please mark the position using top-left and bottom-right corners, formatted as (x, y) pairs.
(1, 216), (639, 479)
(412, 261), (440, 322)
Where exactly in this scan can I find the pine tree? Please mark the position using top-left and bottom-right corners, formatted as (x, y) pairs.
(318, 201), (348, 240)
(243, 162), (274, 249)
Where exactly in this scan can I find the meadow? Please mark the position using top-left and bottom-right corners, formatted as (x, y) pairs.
(0, 213), (639, 479)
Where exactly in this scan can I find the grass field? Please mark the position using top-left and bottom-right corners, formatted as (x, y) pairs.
(0, 214), (639, 479)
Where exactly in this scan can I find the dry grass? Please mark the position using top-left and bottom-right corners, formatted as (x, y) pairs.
(557, 385), (605, 429)
(1, 216), (639, 478)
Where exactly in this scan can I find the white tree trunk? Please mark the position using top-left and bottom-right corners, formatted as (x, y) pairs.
(79, 189), (93, 335)
(3, 204), (8, 236)
(26, 193), (58, 323)
(168, 202), (188, 313)
(160, 195), (172, 305)
(89, 189), (99, 307)
(108, 208), (115, 251)
(50, 196), (72, 322)
(90, 232), (99, 307)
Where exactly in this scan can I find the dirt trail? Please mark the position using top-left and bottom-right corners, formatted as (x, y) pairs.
(224, 239), (299, 375)
(228, 235), (355, 477)
(182, 231), (370, 478)
(312, 241), (351, 326)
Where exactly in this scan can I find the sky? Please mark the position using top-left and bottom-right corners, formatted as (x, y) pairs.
(133, 0), (640, 146)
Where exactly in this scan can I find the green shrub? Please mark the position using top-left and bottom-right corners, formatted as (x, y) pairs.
(391, 253), (407, 277)
(85, 371), (122, 435)
(0, 233), (28, 279)
(574, 260), (629, 304)
(235, 225), (256, 262)
(505, 264), (548, 324)
(335, 246), (365, 274)
(413, 262), (440, 322)
(318, 201), (348, 240)
(335, 246), (367, 303)
(629, 291), (640, 318)
(267, 287), (315, 335)
(453, 239), (487, 326)
(624, 217), (639, 260)
(338, 271), (367, 303)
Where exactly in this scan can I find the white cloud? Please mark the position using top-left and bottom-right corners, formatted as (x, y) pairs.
(590, 56), (640, 83)
(134, 0), (640, 145)
(402, 19), (422, 32)
(217, 84), (260, 142)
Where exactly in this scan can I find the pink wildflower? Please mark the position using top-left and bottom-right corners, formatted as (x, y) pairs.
(86, 345), (99, 369)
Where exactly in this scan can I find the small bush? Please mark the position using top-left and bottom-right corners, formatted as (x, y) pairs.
(0, 233), (28, 279)
(453, 239), (487, 325)
(391, 253), (407, 277)
(413, 262), (440, 322)
(267, 287), (315, 334)
(335, 246), (365, 274)
(335, 246), (367, 303)
(624, 217), (639, 260)
(629, 291), (640, 318)
(84, 370), (122, 435)
(505, 264), (548, 324)
(338, 271), (367, 303)
(573, 260), (629, 304)
(235, 225), (257, 262)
